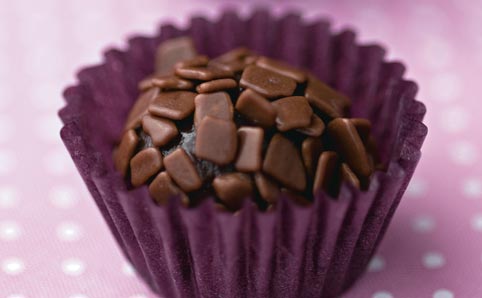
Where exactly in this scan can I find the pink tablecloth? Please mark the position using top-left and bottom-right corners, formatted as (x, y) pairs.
(1, 0), (481, 297)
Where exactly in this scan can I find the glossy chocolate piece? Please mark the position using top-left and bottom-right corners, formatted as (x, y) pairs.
(139, 75), (193, 91)
(327, 118), (372, 179)
(313, 151), (339, 196)
(213, 173), (253, 211)
(174, 55), (209, 69)
(209, 47), (255, 73)
(254, 173), (280, 204)
(175, 66), (234, 81)
(235, 89), (277, 127)
(341, 163), (360, 189)
(164, 148), (202, 192)
(141, 115), (178, 147)
(148, 91), (196, 120)
(149, 171), (187, 205)
(235, 127), (264, 172)
(124, 87), (159, 130)
(351, 118), (372, 143)
(240, 65), (297, 98)
(113, 129), (139, 176)
(272, 96), (313, 132)
(263, 134), (306, 192)
(256, 56), (307, 83)
(301, 137), (323, 176)
(194, 92), (233, 127)
(305, 75), (350, 118)
(195, 117), (237, 166)
(297, 114), (325, 137)
(196, 78), (237, 93)
(156, 37), (197, 75)
(130, 148), (163, 187)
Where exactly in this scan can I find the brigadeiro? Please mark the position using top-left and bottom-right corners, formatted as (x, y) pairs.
(60, 10), (427, 298)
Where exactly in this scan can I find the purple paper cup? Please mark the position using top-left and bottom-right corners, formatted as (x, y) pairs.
(59, 10), (427, 298)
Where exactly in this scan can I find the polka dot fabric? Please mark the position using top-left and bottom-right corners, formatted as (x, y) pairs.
(0, 0), (480, 297)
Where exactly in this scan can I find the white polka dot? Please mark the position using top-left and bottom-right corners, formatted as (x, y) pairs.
(68, 295), (88, 298)
(471, 214), (482, 231)
(440, 106), (469, 133)
(0, 186), (18, 209)
(49, 186), (78, 209)
(428, 72), (462, 102)
(56, 222), (82, 242)
(372, 291), (393, 298)
(405, 178), (426, 198)
(35, 116), (63, 143)
(6, 294), (26, 298)
(61, 258), (85, 276)
(421, 37), (453, 70)
(367, 255), (385, 272)
(0, 150), (16, 175)
(462, 178), (482, 198)
(122, 262), (135, 276)
(449, 141), (479, 165)
(422, 252), (446, 269)
(0, 115), (13, 143)
(433, 289), (454, 298)
(412, 216), (436, 233)
(43, 148), (75, 175)
(2, 258), (25, 275)
(0, 221), (22, 241)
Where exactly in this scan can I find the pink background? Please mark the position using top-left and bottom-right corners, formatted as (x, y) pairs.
(1, 0), (482, 297)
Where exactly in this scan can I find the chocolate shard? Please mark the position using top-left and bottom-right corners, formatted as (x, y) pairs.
(327, 118), (372, 179)
(236, 89), (277, 127)
(141, 115), (178, 147)
(272, 96), (313, 132)
(139, 75), (194, 91)
(149, 171), (188, 205)
(341, 163), (360, 189)
(262, 134), (307, 192)
(240, 65), (297, 98)
(195, 117), (238, 166)
(124, 87), (159, 131)
(301, 137), (324, 176)
(213, 173), (253, 211)
(194, 92), (234, 127)
(305, 75), (350, 118)
(196, 78), (237, 93)
(113, 130), (139, 176)
(174, 55), (209, 69)
(130, 148), (163, 187)
(235, 127), (264, 172)
(313, 151), (340, 196)
(175, 66), (234, 81)
(297, 114), (325, 137)
(350, 118), (372, 143)
(148, 91), (196, 120)
(163, 148), (202, 192)
(254, 173), (280, 204)
(256, 56), (307, 83)
(156, 37), (198, 75)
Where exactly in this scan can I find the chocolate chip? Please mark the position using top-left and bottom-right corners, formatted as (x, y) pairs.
(196, 78), (237, 93)
(254, 173), (280, 204)
(235, 89), (277, 127)
(113, 130), (139, 176)
(235, 127), (264, 172)
(301, 137), (323, 176)
(297, 114), (325, 137)
(262, 134), (306, 192)
(174, 55), (209, 69)
(256, 56), (307, 83)
(175, 66), (234, 81)
(164, 148), (202, 192)
(313, 151), (339, 196)
(341, 163), (360, 189)
(350, 118), (372, 143)
(194, 92), (234, 127)
(130, 148), (163, 187)
(195, 117), (238, 165)
(208, 48), (253, 72)
(156, 37), (198, 75)
(215, 47), (252, 62)
(141, 115), (178, 147)
(139, 75), (194, 91)
(327, 118), (372, 179)
(149, 171), (188, 205)
(213, 173), (253, 211)
(148, 91), (196, 120)
(305, 75), (350, 118)
(272, 96), (313, 131)
(124, 87), (159, 130)
(240, 65), (297, 98)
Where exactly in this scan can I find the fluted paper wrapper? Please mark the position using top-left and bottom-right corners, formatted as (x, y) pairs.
(59, 11), (427, 298)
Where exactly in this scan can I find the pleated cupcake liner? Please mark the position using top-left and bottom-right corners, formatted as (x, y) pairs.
(59, 10), (427, 298)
